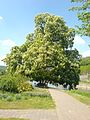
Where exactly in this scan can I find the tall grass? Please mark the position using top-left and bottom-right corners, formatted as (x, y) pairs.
(67, 90), (90, 106)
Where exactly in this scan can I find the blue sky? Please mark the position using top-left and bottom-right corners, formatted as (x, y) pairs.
(0, 0), (90, 65)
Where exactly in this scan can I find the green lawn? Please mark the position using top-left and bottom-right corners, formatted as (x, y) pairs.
(66, 90), (90, 106)
(0, 88), (55, 109)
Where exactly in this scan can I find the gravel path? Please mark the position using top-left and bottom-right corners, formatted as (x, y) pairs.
(49, 89), (90, 120)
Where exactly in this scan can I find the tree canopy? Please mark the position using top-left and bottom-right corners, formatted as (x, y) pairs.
(70, 0), (90, 36)
(4, 13), (80, 89)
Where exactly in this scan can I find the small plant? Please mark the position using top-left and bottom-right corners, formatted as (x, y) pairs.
(15, 94), (22, 100)
(17, 82), (33, 93)
(6, 96), (13, 102)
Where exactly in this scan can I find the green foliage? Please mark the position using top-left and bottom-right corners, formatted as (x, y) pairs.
(15, 94), (22, 100)
(0, 93), (8, 99)
(17, 81), (33, 93)
(6, 96), (13, 102)
(0, 74), (33, 93)
(4, 13), (80, 88)
(70, 0), (90, 36)
(0, 74), (18, 93)
(4, 46), (22, 74)
(34, 13), (75, 48)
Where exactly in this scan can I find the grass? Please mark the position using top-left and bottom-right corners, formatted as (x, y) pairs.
(0, 118), (28, 120)
(66, 90), (90, 106)
(80, 65), (90, 75)
(0, 88), (55, 109)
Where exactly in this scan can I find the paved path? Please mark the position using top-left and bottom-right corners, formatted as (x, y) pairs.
(0, 109), (58, 120)
(49, 89), (90, 120)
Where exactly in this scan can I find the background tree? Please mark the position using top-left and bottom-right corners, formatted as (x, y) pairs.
(70, 0), (90, 36)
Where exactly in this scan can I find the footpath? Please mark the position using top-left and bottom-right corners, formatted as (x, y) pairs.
(49, 89), (90, 120)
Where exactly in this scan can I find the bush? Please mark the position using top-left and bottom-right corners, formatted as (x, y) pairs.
(17, 82), (33, 93)
(15, 94), (22, 100)
(6, 96), (13, 102)
(0, 74), (17, 92)
(0, 74), (33, 93)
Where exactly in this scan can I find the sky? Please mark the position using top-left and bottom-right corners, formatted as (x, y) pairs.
(0, 0), (90, 65)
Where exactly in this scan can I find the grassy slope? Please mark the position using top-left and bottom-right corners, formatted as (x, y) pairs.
(80, 57), (90, 75)
(80, 65), (90, 74)
(66, 90), (90, 106)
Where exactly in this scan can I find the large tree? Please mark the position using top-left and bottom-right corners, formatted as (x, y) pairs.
(4, 13), (80, 89)
(70, 0), (90, 36)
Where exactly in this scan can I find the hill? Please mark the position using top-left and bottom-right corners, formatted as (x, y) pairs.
(81, 57), (90, 66)
(80, 57), (90, 75)
(0, 66), (6, 75)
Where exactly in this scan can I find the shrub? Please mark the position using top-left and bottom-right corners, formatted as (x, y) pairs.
(0, 74), (18, 92)
(17, 82), (33, 93)
(15, 94), (22, 100)
(0, 74), (33, 93)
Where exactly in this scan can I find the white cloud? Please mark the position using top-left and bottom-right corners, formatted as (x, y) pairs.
(74, 35), (86, 45)
(82, 50), (90, 57)
(0, 39), (16, 47)
(0, 16), (3, 20)
(0, 39), (16, 66)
